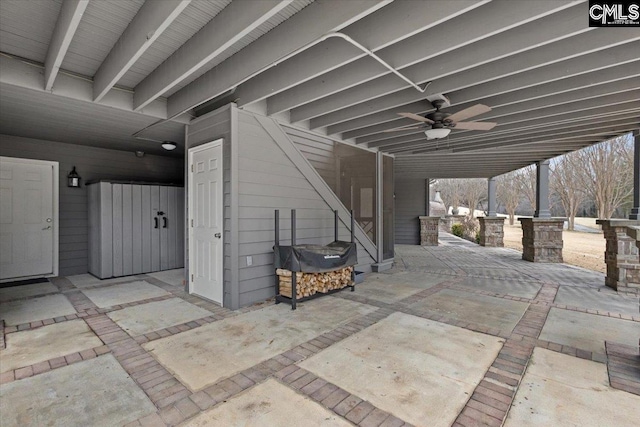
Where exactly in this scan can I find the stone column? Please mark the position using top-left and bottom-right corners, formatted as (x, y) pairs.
(630, 131), (639, 220)
(487, 177), (497, 217)
(535, 160), (551, 218)
(596, 219), (640, 294)
(519, 218), (564, 262)
(419, 216), (440, 246)
(479, 217), (505, 247)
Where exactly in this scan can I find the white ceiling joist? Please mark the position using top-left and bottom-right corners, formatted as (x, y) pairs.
(336, 62), (640, 138)
(0, 55), (189, 124)
(133, 0), (292, 112)
(166, 0), (393, 118)
(308, 38), (640, 129)
(44, 0), (89, 91)
(232, 0), (484, 107)
(93, 0), (191, 103)
(268, 1), (583, 115)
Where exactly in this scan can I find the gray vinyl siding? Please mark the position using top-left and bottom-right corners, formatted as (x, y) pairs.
(283, 126), (337, 191)
(236, 110), (375, 307)
(185, 105), (234, 308)
(395, 178), (425, 245)
(0, 134), (184, 276)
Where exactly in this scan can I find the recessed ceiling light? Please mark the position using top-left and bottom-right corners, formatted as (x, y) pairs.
(162, 141), (177, 150)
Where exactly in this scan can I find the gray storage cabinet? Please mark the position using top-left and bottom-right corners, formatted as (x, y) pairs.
(88, 181), (184, 279)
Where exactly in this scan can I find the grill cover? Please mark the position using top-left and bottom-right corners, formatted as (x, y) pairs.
(274, 241), (357, 273)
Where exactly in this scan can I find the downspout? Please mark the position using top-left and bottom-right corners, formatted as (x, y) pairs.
(132, 32), (429, 137)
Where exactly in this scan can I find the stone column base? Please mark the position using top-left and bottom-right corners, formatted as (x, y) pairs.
(519, 218), (565, 263)
(479, 217), (505, 247)
(596, 220), (640, 294)
(419, 216), (440, 246)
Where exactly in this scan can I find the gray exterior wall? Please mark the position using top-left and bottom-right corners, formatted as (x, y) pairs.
(394, 178), (426, 245)
(0, 134), (184, 276)
(236, 111), (376, 307)
(184, 105), (236, 308)
(284, 126), (337, 191)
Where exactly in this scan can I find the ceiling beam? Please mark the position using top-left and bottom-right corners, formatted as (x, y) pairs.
(232, 0), (485, 108)
(44, 0), (89, 91)
(93, 0), (190, 103)
(334, 62), (640, 138)
(166, 0), (393, 117)
(369, 90), (640, 150)
(1, 55), (189, 124)
(304, 32), (640, 128)
(267, 0), (581, 115)
(132, 0), (293, 112)
(325, 42), (640, 134)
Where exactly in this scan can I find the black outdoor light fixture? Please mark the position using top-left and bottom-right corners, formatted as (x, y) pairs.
(67, 166), (81, 188)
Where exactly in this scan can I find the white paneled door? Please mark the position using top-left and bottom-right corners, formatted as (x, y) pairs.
(189, 141), (223, 304)
(0, 157), (58, 280)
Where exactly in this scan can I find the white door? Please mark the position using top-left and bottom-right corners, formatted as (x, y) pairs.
(0, 157), (58, 280)
(189, 141), (223, 304)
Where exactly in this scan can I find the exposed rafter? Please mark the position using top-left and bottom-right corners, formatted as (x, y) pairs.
(133, 0), (293, 111)
(166, 0), (393, 117)
(93, 0), (191, 103)
(44, 0), (89, 91)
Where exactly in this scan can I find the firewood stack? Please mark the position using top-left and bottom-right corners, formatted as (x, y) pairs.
(277, 266), (354, 299)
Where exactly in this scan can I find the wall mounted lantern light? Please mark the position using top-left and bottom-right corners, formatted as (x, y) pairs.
(67, 166), (81, 188)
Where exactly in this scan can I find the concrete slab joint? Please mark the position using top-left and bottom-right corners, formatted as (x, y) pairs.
(419, 216), (441, 246)
(596, 220), (640, 294)
(519, 218), (565, 263)
(479, 217), (505, 247)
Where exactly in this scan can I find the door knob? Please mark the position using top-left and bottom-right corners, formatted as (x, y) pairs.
(42, 225), (52, 230)
(214, 233), (221, 238)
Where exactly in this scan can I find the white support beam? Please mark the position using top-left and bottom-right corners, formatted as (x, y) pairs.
(133, 0), (293, 111)
(232, 0), (485, 108)
(93, 0), (191, 103)
(309, 39), (640, 129)
(1, 55), (190, 124)
(269, 1), (583, 115)
(335, 61), (640, 138)
(44, 0), (89, 91)
(166, 0), (393, 118)
(365, 79), (640, 147)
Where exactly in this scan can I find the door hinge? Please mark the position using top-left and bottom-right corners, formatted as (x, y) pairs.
(191, 274), (194, 282)
(191, 219), (194, 227)
(191, 164), (194, 172)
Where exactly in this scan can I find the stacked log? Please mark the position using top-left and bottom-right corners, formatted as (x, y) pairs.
(277, 266), (354, 299)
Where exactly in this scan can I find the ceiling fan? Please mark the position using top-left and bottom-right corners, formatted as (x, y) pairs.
(384, 100), (497, 140)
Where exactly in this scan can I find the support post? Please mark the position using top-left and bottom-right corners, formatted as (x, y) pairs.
(334, 210), (339, 242)
(291, 209), (296, 310)
(630, 131), (639, 220)
(535, 160), (551, 218)
(425, 179), (431, 216)
(597, 219), (640, 294)
(487, 177), (497, 217)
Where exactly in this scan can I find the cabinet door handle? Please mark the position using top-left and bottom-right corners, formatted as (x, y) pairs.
(163, 217), (168, 228)
(154, 217), (159, 229)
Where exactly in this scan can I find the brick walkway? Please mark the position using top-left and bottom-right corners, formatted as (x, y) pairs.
(1, 240), (639, 426)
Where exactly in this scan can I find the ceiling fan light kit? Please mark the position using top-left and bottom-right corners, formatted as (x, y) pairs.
(424, 128), (451, 140)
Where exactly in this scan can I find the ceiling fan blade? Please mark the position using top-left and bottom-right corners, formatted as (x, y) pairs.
(447, 104), (491, 122)
(382, 126), (425, 132)
(397, 112), (434, 123)
(454, 121), (497, 131)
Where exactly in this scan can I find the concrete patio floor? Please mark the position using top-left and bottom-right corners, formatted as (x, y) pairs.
(1, 237), (639, 427)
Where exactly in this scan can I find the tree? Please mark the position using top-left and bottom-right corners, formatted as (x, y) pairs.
(497, 171), (521, 225)
(459, 178), (487, 218)
(576, 135), (633, 219)
(514, 165), (537, 215)
(551, 152), (587, 230)
(436, 178), (462, 214)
